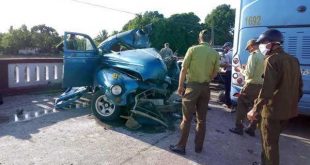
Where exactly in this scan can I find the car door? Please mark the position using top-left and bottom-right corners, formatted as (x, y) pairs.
(63, 32), (100, 87)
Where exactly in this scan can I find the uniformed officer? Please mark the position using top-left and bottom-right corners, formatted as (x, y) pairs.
(229, 39), (264, 136)
(247, 29), (303, 165)
(169, 30), (220, 155)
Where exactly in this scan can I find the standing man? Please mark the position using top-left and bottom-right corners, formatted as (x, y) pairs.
(169, 30), (220, 155)
(221, 42), (233, 109)
(247, 29), (303, 165)
(67, 34), (78, 50)
(229, 39), (264, 137)
(56, 34), (78, 51)
(159, 43), (174, 61)
(160, 43), (178, 79)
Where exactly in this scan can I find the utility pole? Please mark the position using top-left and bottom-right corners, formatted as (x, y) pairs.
(211, 20), (215, 47)
(211, 24), (214, 47)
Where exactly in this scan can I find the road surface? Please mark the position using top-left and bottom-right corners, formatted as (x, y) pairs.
(0, 92), (309, 165)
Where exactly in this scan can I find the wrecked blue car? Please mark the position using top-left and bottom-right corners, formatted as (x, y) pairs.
(55, 25), (180, 128)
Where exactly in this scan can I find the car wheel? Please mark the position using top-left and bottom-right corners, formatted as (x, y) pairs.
(91, 90), (120, 121)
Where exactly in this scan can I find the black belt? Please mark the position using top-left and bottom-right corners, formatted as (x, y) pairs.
(187, 82), (210, 86)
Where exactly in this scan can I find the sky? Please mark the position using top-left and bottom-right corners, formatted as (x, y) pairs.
(0, 0), (237, 37)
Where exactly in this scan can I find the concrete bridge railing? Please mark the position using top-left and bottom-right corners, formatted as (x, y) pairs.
(0, 58), (63, 95)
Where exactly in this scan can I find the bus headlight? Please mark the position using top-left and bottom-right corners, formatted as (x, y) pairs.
(111, 85), (122, 95)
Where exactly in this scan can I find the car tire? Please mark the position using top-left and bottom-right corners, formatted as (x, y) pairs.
(91, 90), (121, 121)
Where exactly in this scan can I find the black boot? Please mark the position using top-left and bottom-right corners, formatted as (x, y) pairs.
(229, 127), (243, 135)
(195, 147), (203, 153)
(245, 128), (255, 137)
(169, 145), (186, 155)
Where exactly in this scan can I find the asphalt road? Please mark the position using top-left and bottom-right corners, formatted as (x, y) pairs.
(0, 92), (309, 165)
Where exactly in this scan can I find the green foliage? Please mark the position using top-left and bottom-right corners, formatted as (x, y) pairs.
(1, 25), (32, 54)
(0, 33), (3, 52)
(110, 31), (119, 36)
(0, 24), (61, 55)
(122, 11), (203, 56)
(0, 4), (236, 56)
(205, 4), (235, 45)
(123, 11), (164, 30)
(31, 24), (61, 53)
(94, 30), (108, 45)
(165, 12), (203, 55)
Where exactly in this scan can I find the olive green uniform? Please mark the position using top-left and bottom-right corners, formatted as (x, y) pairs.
(178, 43), (219, 150)
(235, 50), (264, 130)
(252, 48), (303, 165)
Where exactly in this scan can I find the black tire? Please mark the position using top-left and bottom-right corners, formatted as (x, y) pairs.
(91, 90), (121, 121)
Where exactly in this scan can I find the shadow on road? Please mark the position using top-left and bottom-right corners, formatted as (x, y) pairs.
(0, 92), (309, 165)
(0, 109), (89, 140)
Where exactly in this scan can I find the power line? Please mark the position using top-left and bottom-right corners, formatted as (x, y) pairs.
(71, 0), (204, 29)
(71, 0), (139, 16)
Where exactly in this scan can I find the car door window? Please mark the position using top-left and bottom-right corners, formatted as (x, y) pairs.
(65, 34), (95, 51)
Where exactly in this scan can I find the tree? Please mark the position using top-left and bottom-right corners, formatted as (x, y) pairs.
(122, 11), (168, 51)
(123, 11), (164, 30)
(165, 12), (203, 55)
(0, 24), (61, 55)
(0, 33), (4, 53)
(110, 31), (119, 36)
(1, 25), (32, 54)
(31, 24), (61, 53)
(94, 30), (108, 45)
(205, 4), (235, 46)
(122, 11), (203, 56)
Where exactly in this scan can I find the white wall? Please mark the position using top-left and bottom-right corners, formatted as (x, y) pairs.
(8, 63), (63, 88)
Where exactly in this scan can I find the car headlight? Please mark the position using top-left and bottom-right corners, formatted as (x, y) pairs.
(111, 85), (122, 95)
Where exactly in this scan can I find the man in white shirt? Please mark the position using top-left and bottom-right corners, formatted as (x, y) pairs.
(220, 42), (233, 109)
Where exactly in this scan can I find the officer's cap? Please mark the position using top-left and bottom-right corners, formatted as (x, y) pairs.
(245, 39), (258, 50)
(222, 42), (233, 49)
(256, 29), (283, 44)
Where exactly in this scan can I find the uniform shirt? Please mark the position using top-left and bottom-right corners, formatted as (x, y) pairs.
(159, 47), (173, 59)
(223, 49), (233, 71)
(241, 50), (264, 84)
(182, 43), (220, 83)
(253, 47), (303, 120)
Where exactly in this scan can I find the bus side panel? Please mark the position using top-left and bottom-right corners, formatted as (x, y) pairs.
(231, 27), (267, 104)
(240, 0), (310, 29)
(279, 28), (310, 115)
(233, 0), (310, 114)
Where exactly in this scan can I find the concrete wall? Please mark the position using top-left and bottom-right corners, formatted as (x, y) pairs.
(0, 58), (63, 95)
(8, 63), (63, 88)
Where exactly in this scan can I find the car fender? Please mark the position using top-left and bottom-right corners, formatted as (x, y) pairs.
(94, 68), (139, 106)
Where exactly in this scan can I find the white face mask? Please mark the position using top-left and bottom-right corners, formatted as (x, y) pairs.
(259, 44), (270, 55)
